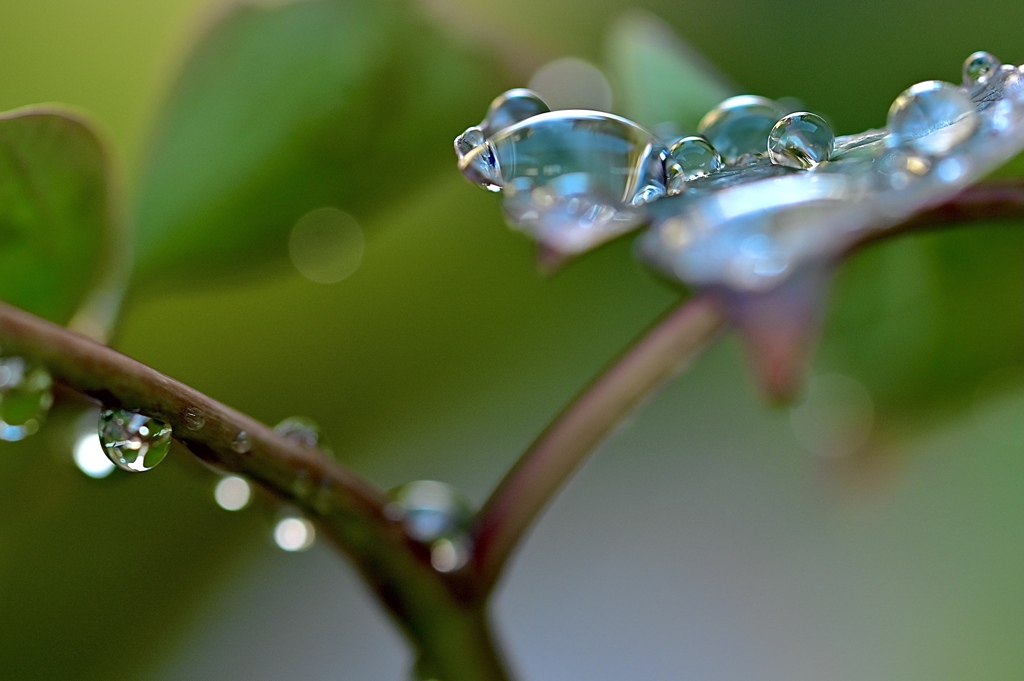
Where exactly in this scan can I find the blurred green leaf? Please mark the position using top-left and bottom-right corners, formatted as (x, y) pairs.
(823, 223), (1024, 437)
(0, 108), (116, 324)
(606, 11), (736, 132)
(133, 0), (502, 282)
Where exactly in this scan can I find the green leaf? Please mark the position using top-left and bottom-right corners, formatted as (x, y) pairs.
(605, 11), (736, 132)
(0, 108), (119, 326)
(133, 0), (501, 282)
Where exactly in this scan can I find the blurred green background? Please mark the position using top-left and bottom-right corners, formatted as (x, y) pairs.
(0, 1), (1020, 679)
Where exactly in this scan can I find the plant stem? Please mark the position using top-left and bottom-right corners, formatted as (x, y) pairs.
(0, 301), (515, 681)
(473, 292), (727, 590)
(473, 178), (1024, 593)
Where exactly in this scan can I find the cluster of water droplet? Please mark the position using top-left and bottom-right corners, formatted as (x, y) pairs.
(385, 480), (474, 573)
(456, 52), (1024, 292)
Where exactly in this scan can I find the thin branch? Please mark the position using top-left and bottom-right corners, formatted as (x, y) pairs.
(472, 292), (727, 589)
(473, 178), (1024, 593)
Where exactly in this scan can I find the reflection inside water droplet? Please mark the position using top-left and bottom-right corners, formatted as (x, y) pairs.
(98, 409), (173, 472)
(887, 80), (979, 155)
(0, 356), (53, 442)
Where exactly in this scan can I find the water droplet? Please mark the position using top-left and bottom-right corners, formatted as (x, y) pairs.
(0, 356), (53, 442)
(182, 406), (205, 431)
(273, 514), (316, 552)
(995, 64), (1024, 105)
(481, 88), (550, 136)
(482, 111), (667, 253)
(767, 112), (835, 169)
(886, 80), (979, 155)
(387, 480), (474, 545)
(665, 136), (723, 194)
(962, 51), (1001, 86)
(454, 126), (502, 191)
(697, 95), (787, 163)
(214, 475), (252, 511)
(231, 431), (253, 454)
(274, 416), (322, 449)
(98, 409), (173, 473)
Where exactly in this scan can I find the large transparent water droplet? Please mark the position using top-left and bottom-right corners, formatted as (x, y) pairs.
(480, 88), (550, 136)
(455, 126), (502, 192)
(768, 112), (835, 169)
(274, 416), (323, 449)
(962, 51), (1001, 86)
(0, 356), (53, 442)
(665, 136), (723, 194)
(697, 95), (787, 163)
(486, 111), (667, 252)
(99, 409), (172, 472)
(887, 80), (979, 155)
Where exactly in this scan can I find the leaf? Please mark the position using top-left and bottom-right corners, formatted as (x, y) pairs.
(0, 108), (120, 327)
(132, 0), (501, 282)
(605, 11), (736, 132)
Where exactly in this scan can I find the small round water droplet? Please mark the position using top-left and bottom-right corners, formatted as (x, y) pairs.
(455, 126), (502, 192)
(274, 416), (322, 449)
(231, 431), (253, 454)
(697, 95), (787, 163)
(481, 88), (550, 136)
(214, 475), (252, 511)
(182, 406), (205, 431)
(0, 356), (53, 442)
(767, 112), (835, 169)
(665, 136), (723, 194)
(273, 514), (316, 552)
(429, 536), (470, 573)
(98, 409), (173, 473)
(887, 80), (979, 155)
(387, 480), (473, 545)
(962, 51), (1001, 86)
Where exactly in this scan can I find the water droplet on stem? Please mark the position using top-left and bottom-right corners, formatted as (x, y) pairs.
(0, 356), (53, 442)
(98, 409), (173, 472)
